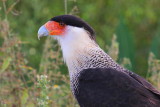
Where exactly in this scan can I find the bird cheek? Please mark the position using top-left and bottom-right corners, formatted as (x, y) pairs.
(45, 21), (65, 36)
(49, 29), (64, 35)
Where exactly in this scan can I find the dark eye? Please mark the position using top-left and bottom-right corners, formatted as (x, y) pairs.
(59, 22), (65, 26)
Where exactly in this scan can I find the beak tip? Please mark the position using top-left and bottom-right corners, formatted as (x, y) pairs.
(38, 36), (40, 40)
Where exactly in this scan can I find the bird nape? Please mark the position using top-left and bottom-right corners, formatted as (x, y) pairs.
(38, 15), (160, 107)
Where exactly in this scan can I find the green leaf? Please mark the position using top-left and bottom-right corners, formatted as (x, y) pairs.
(0, 57), (12, 73)
(26, 103), (35, 107)
(21, 89), (29, 106)
(150, 23), (160, 59)
(116, 17), (135, 71)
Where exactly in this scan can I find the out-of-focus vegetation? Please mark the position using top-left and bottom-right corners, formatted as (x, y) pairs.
(0, 0), (160, 106)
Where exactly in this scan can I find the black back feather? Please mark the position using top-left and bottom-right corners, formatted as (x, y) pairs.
(75, 68), (160, 107)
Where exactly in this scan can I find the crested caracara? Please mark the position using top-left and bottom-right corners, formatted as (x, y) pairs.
(38, 15), (160, 107)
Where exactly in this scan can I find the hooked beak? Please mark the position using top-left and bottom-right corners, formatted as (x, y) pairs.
(38, 25), (49, 40)
(38, 21), (66, 40)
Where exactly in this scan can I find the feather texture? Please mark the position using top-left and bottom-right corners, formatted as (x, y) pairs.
(75, 68), (160, 107)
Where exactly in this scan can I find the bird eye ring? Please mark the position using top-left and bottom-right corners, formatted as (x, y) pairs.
(59, 22), (65, 26)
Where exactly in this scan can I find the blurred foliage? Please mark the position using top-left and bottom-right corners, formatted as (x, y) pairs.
(147, 52), (160, 90)
(151, 23), (160, 59)
(107, 34), (119, 61)
(116, 17), (135, 71)
(37, 75), (50, 107)
(0, 0), (160, 106)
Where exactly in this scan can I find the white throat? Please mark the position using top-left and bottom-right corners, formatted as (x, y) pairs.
(55, 26), (98, 71)
(54, 26), (126, 93)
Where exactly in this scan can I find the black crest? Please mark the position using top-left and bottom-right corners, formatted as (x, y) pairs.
(50, 15), (95, 40)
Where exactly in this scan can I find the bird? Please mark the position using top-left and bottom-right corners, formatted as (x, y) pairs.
(38, 15), (160, 107)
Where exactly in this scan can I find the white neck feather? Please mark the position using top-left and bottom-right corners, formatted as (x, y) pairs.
(54, 26), (126, 93)
(55, 26), (98, 69)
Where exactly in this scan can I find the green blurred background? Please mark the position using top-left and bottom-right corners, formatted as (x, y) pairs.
(0, 0), (160, 106)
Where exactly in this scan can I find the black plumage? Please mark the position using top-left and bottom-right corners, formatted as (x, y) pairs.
(38, 15), (160, 107)
(75, 68), (160, 107)
(50, 15), (160, 107)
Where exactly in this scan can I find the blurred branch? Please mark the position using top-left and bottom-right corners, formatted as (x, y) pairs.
(2, 0), (7, 19)
(69, 6), (79, 15)
(6, 0), (20, 15)
(64, 0), (68, 14)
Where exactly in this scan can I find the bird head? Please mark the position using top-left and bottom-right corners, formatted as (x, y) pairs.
(38, 15), (97, 64)
(38, 15), (95, 40)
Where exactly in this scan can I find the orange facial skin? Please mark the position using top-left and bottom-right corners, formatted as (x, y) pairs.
(44, 21), (66, 35)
